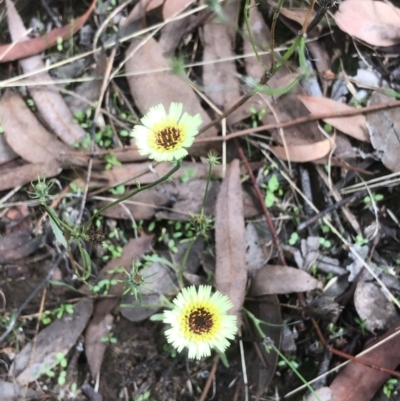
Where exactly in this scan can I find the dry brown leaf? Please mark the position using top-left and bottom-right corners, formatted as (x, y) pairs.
(6, 0), (86, 145)
(202, 1), (241, 111)
(0, 161), (61, 191)
(0, 380), (41, 401)
(367, 92), (400, 172)
(0, 135), (17, 165)
(328, 320), (400, 401)
(0, 91), (68, 165)
(334, 0), (400, 47)
(298, 95), (369, 142)
(124, 0), (164, 24)
(215, 159), (247, 322)
(354, 281), (399, 333)
(9, 299), (93, 385)
(249, 265), (321, 296)
(245, 296), (282, 397)
(125, 37), (218, 156)
(162, 0), (196, 19)
(0, 0), (96, 62)
(85, 314), (114, 379)
(0, 230), (42, 263)
(271, 133), (335, 162)
(279, 7), (315, 26)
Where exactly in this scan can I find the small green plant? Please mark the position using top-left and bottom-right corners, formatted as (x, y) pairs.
(277, 354), (299, 369)
(104, 153), (122, 170)
(102, 241), (123, 261)
(319, 237), (331, 249)
(41, 303), (74, 325)
(92, 278), (119, 295)
(262, 173), (282, 208)
(109, 185), (126, 195)
(56, 353), (68, 385)
(354, 317), (367, 336)
(288, 232), (299, 245)
(383, 378), (398, 398)
(363, 193), (384, 207)
(101, 332), (117, 344)
(180, 168), (197, 183)
(355, 235), (368, 245)
(56, 37), (63, 51)
(133, 390), (152, 401)
(249, 106), (266, 128)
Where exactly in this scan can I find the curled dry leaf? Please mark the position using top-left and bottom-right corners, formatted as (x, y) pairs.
(249, 265), (321, 296)
(0, 91), (68, 165)
(297, 95), (369, 142)
(334, 0), (400, 47)
(1, 0), (96, 63)
(6, 0), (86, 145)
(125, 37), (218, 156)
(9, 299), (93, 385)
(215, 159), (247, 323)
(271, 133), (336, 162)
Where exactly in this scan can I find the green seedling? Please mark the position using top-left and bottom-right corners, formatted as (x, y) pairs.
(104, 153), (122, 170)
(363, 193), (384, 207)
(288, 232), (299, 245)
(383, 378), (398, 399)
(262, 173), (282, 208)
(101, 332), (117, 344)
(109, 185), (126, 195)
(249, 106), (266, 128)
(354, 317), (367, 336)
(319, 237), (331, 249)
(355, 235), (368, 245)
(57, 37), (63, 51)
(92, 278), (119, 294)
(41, 303), (74, 325)
(180, 168), (197, 183)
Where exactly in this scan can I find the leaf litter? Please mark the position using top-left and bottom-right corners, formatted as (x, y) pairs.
(3, 1), (400, 400)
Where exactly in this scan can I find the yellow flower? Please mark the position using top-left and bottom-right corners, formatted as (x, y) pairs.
(131, 103), (202, 162)
(163, 285), (237, 360)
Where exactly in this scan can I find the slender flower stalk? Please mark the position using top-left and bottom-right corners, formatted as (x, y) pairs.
(163, 285), (237, 359)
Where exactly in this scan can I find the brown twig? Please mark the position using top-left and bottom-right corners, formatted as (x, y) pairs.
(196, 99), (400, 143)
(234, 138), (287, 266)
(198, 355), (219, 401)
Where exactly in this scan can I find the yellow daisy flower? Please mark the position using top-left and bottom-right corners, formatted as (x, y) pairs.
(163, 285), (237, 360)
(131, 102), (202, 162)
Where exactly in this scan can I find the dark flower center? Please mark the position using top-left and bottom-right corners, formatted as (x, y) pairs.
(156, 126), (181, 150)
(188, 307), (213, 335)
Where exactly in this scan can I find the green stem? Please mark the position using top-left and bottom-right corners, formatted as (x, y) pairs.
(271, 35), (302, 76)
(244, 308), (323, 401)
(177, 236), (197, 289)
(43, 203), (79, 237)
(86, 160), (182, 230)
(201, 162), (213, 215)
